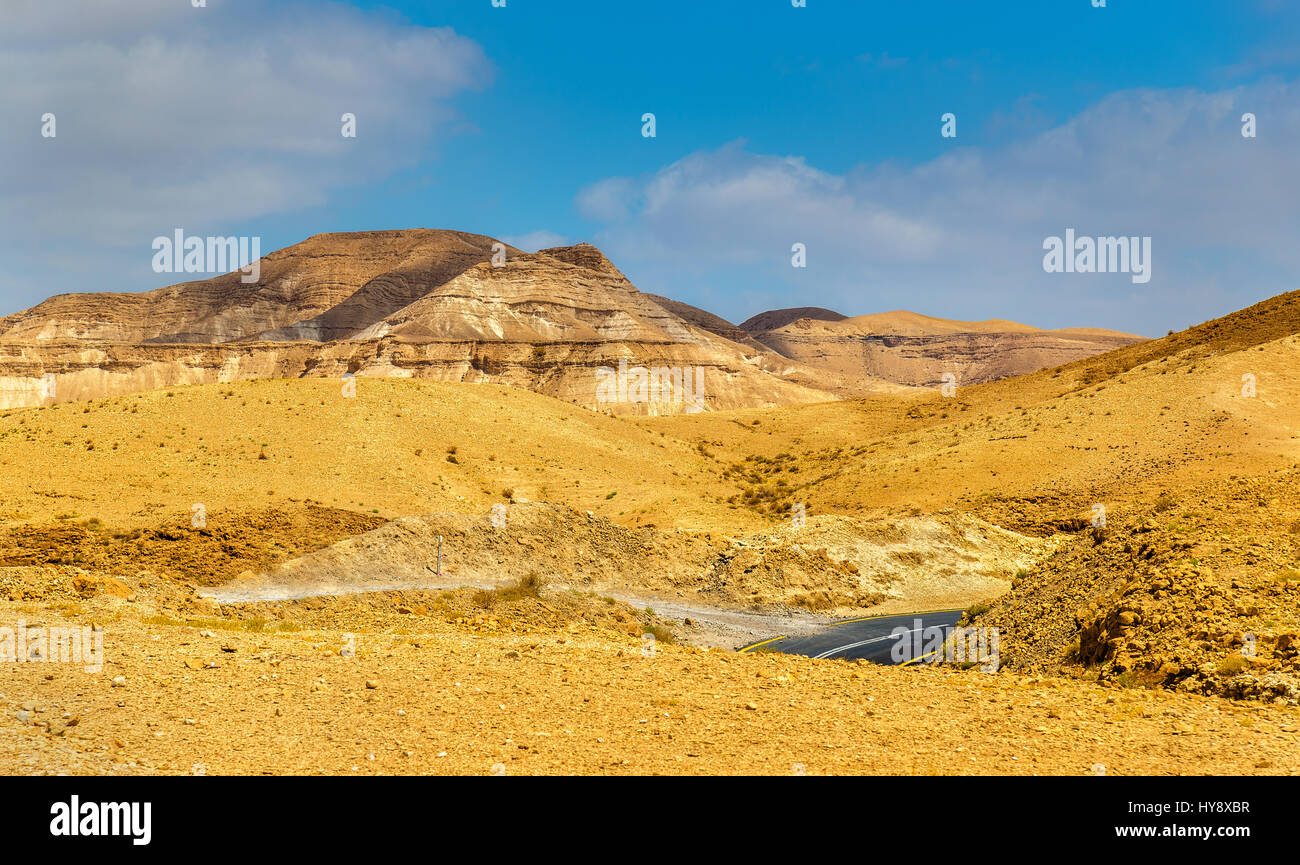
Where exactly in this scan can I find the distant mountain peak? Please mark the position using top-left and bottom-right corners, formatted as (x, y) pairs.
(739, 307), (848, 332)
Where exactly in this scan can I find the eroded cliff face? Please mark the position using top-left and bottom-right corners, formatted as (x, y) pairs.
(0, 337), (838, 413)
(0, 231), (1142, 412)
(0, 231), (851, 413)
(0, 231), (505, 344)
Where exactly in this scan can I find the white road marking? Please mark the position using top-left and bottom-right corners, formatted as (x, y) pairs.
(813, 627), (924, 660)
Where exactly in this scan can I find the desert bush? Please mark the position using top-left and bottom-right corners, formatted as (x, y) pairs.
(640, 620), (676, 645)
(1216, 655), (1249, 676)
(474, 572), (545, 606)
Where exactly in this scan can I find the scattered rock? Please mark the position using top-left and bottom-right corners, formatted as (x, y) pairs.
(71, 575), (131, 599)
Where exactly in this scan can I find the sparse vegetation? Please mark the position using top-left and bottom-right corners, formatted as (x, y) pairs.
(1151, 491), (1177, 513)
(1216, 655), (1248, 676)
(639, 619), (676, 645)
(473, 571), (545, 607)
(959, 602), (991, 626)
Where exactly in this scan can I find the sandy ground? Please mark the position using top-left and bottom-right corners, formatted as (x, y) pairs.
(2, 604), (1298, 776)
(6, 296), (1300, 775)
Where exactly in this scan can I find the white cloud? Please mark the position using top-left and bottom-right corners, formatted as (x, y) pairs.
(576, 177), (638, 222)
(4, 0), (188, 43)
(579, 82), (1300, 335)
(0, 0), (491, 308)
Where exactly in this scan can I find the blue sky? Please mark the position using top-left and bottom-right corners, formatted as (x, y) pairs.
(5, 0), (1300, 335)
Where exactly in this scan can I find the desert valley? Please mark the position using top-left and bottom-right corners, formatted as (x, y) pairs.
(0, 230), (1297, 775)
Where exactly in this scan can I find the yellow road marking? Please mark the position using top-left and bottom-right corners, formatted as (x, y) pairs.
(829, 608), (964, 627)
(737, 636), (788, 653)
(899, 648), (941, 666)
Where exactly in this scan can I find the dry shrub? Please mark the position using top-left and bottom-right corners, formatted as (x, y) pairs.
(473, 571), (545, 607)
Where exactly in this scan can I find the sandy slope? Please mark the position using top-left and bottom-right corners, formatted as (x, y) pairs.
(2, 594), (1296, 776)
(6, 287), (1300, 774)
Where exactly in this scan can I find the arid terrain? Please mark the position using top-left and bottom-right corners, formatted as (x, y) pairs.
(2, 234), (1299, 775)
(741, 308), (1145, 393)
(0, 230), (1142, 412)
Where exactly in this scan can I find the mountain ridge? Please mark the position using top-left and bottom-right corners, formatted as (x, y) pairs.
(0, 230), (1141, 409)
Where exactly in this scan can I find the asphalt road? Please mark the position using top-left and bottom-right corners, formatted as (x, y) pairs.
(739, 609), (964, 664)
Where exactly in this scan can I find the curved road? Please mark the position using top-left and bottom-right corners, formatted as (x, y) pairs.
(739, 609), (964, 664)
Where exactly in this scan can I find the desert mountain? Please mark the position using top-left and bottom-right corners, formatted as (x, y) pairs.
(0, 233), (675, 345)
(0, 231), (856, 412)
(0, 230), (504, 344)
(643, 294), (771, 353)
(0, 230), (1141, 411)
(742, 308), (1146, 390)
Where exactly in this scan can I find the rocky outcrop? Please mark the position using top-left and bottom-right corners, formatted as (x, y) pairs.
(0, 334), (847, 414)
(205, 502), (1047, 616)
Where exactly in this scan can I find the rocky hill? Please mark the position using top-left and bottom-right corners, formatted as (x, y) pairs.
(742, 309), (1146, 390)
(0, 230), (502, 344)
(0, 231), (854, 413)
(0, 230), (1144, 411)
(739, 307), (847, 331)
(638, 286), (1300, 701)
